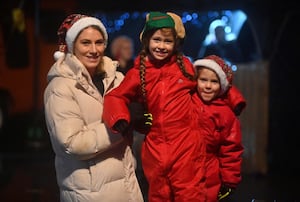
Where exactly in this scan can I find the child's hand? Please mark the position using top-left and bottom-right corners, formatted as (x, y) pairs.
(129, 102), (152, 133)
(218, 185), (234, 200)
(134, 112), (152, 134)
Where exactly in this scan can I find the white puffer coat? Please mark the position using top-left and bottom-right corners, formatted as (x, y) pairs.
(44, 54), (144, 202)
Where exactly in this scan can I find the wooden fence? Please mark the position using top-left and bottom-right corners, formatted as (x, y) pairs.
(234, 59), (269, 174)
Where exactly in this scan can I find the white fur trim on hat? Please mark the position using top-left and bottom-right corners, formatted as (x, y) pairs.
(53, 51), (65, 61)
(193, 59), (229, 94)
(66, 17), (108, 54)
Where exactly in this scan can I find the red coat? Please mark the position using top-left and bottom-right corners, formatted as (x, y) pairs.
(192, 91), (244, 202)
(103, 55), (207, 201)
(224, 85), (246, 116)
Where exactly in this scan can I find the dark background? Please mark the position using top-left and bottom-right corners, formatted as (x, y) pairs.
(87, 0), (300, 177)
(1, 0), (299, 179)
(0, 0), (299, 201)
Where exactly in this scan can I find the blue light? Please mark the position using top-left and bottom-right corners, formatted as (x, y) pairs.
(185, 14), (192, 21)
(231, 64), (238, 71)
(114, 19), (124, 27)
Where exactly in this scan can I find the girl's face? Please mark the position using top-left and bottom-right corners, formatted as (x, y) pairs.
(197, 68), (221, 103)
(148, 29), (175, 61)
(74, 26), (106, 71)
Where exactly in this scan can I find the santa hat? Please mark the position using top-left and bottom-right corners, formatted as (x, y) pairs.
(54, 14), (108, 61)
(193, 55), (233, 95)
(139, 11), (175, 41)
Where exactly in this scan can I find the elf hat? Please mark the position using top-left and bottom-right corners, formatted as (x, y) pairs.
(54, 13), (108, 61)
(193, 55), (233, 95)
(166, 12), (185, 39)
(139, 11), (175, 41)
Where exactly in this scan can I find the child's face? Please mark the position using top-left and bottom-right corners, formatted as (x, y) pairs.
(196, 67), (221, 103)
(148, 29), (175, 61)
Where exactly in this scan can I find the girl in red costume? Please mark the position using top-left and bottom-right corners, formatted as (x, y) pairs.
(103, 11), (207, 202)
(193, 55), (245, 201)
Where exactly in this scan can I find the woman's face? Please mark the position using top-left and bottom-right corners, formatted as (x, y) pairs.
(197, 68), (221, 103)
(148, 29), (175, 61)
(73, 26), (106, 71)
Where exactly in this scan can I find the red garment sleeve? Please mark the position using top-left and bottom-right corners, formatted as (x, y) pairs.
(224, 85), (246, 116)
(103, 68), (141, 132)
(218, 113), (244, 188)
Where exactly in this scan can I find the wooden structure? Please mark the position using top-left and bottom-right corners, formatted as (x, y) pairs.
(234, 60), (269, 174)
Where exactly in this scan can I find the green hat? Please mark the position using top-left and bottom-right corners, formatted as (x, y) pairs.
(140, 12), (175, 40)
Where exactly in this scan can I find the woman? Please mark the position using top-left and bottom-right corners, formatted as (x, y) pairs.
(44, 13), (143, 202)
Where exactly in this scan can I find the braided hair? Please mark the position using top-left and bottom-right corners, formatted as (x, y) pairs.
(139, 28), (195, 111)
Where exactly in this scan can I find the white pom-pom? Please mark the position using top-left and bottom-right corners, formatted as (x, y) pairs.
(54, 51), (65, 61)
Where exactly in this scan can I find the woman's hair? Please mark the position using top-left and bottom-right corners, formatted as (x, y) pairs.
(139, 27), (195, 110)
(72, 24), (107, 78)
(75, 25), (107, 76)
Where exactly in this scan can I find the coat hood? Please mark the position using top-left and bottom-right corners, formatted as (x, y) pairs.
(47, 54), (119, 83)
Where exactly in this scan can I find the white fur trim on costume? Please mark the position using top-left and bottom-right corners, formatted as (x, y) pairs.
(66, 17), (108, 54)
(193, 59), (229, 93)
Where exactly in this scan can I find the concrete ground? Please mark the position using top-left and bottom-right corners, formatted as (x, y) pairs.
(0, 150), (299, 202)
(0, 132), (298, 202)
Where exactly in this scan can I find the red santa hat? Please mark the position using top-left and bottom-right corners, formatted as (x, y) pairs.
(193, 55), (233, 95)
(54, 14), (108, 61)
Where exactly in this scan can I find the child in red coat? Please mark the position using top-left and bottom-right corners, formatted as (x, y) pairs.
(193, 55), (245, 201)
(103, 11), (207, 201)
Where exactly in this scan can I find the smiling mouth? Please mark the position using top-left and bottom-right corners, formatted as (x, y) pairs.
(155, 49), (167, 53)
(154, 51), (168, 57)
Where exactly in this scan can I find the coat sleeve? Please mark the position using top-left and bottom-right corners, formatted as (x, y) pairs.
(218, 113), (244, 188)
(44, 80), (124, 161)
(224, 85), (246, 116)
(103, 68), (141, 132)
